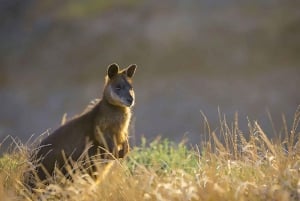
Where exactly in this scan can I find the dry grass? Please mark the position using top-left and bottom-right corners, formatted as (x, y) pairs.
(0, 106), (300, 201)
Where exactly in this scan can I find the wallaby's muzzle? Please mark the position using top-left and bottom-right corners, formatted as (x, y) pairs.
(126, 95), (134, 107)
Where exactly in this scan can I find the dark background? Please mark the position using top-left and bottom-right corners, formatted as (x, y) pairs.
(0, 0), (299, 147)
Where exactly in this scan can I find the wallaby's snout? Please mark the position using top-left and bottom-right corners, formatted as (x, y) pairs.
(126, 95), (134, 107)
(122, 88), (134, 107)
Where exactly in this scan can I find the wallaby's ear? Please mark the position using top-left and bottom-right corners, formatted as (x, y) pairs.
(107, 63), (119, 79)
(126, 64), (137, 78)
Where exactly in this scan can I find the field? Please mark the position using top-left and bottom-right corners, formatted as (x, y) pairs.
(0, 107), (300, 201)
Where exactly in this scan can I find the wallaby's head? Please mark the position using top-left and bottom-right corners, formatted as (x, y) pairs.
(104, 63), (137, 108)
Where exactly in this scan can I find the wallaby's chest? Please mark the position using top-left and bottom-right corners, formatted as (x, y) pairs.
(95, 105), (131, 144)
(97, 115), (128, 131)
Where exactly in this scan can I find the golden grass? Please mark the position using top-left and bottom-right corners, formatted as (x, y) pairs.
(0, 106), (300, 200)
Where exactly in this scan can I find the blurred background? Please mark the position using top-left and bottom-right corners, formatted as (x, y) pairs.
(0, 0), (299, 147)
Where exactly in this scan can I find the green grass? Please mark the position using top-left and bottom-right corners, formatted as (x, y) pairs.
(126, 137), (199, 174)
(0, 107), (300, 200)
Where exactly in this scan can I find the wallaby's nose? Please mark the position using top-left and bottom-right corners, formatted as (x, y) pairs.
(127, 96), (133, 106)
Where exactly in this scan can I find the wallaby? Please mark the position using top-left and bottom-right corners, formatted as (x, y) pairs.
(30, 63), (137, 185)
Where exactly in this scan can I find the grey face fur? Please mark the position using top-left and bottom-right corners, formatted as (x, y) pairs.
(105, 64), (136, 108)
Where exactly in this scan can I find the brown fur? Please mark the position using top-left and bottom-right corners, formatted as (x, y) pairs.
(31, 63), (137, 183)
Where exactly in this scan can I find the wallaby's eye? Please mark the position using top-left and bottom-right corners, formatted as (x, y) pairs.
(115, 85), (121, 90)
